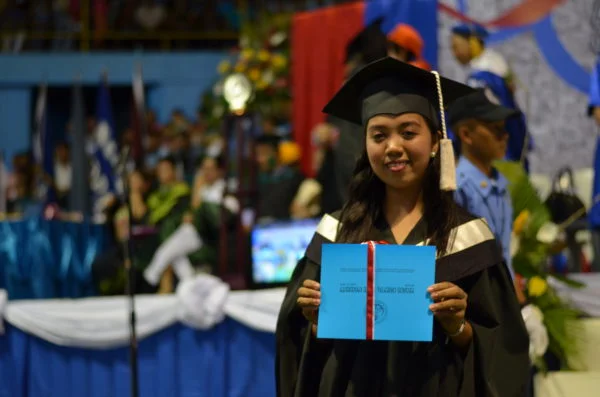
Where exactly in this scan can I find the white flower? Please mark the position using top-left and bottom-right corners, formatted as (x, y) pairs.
(269, 31), (287, 47)
(537, 222), (560, 244)
(521, 304), (550, 361)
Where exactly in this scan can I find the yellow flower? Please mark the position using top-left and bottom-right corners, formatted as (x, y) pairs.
(528, 276), (548, 297)
(248, 68), (261, 82)
(217, 60), (231, 74)
(258, 49), (270, 62)
(513, 210), (530, 236)
(271, 54), (287, 69)
(255, 79), (268, 90)
(234, 62), (246, 73)
(241, 49), (255, 60)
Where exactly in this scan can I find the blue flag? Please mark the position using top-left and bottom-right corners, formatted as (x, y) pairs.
(90, 77), (123, 214)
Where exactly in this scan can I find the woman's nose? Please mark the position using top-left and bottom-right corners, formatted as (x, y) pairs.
(386, 135), (405, 155)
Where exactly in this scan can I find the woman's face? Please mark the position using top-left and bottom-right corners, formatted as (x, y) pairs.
(129, 171), (145, 193)
(365, 113), (438, 191)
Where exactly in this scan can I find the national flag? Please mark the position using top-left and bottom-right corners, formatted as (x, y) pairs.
(89, 75), (123, 214)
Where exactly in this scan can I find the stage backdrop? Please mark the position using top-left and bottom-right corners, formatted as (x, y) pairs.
(438, 0), (597, 176)
(291, 0), (439, 176)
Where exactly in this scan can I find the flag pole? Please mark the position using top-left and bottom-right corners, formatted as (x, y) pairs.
(126, 66), (144, 397)
(120, 144), (139, 397)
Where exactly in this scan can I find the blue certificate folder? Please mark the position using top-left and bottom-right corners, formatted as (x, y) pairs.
(317, 244), (436, 341)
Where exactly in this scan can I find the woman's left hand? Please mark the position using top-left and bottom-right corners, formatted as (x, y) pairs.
(428, 282), (468, 335)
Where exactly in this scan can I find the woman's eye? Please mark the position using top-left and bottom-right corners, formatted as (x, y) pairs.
(402, 131), (417, 139)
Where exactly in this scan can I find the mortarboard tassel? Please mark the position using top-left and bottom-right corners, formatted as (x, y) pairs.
(431, 71), (457, 191)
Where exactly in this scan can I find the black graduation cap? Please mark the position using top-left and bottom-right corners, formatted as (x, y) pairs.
(322, 57), (476, 191)
(323, 57), (475, 127)
(345, 18), (387, 65)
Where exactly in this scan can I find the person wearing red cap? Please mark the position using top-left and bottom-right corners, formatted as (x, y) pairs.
(387, 23), (430, 71)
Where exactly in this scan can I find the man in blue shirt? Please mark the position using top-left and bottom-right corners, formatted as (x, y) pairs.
(448, 89), (519, 278)
(450, 90), (548, 394)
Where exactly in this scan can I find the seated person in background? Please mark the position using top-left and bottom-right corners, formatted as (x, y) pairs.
(256, 136), (305, 222)
(52, 142), (72, 210)
(146, 155), (190, 239)
(104, 168), (153, 235)
(143, 155), (239, 285)
(92, 169), (156, 296)
(6, 171), (36, 214)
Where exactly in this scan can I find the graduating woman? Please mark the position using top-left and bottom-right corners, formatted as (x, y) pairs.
(275, 58), (530, 397)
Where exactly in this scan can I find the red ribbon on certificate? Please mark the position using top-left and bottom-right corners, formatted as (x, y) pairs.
(365, 240), (389, 340)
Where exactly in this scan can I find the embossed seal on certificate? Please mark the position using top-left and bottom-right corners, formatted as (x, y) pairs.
(365, 300), (388, 324)
(374, 301), (387, 324)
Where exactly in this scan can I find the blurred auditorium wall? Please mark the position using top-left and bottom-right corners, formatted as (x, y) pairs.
(0, 52), (226, 169)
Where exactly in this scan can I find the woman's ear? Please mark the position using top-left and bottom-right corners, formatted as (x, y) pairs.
(432, 131), (442, 153)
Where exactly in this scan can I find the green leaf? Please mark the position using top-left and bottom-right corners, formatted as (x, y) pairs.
(543, 307), (583, 368)
(495, 161), (551, 226)
(550, 274), (586, 289)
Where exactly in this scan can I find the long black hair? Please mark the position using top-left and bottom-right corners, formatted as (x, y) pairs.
(336, 119), (459, 255)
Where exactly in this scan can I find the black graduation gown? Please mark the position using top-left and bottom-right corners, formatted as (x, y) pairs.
(275, 210), (530, 397)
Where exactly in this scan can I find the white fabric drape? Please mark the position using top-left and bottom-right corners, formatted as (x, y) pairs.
(2, 274), (599, 349)
(550, 273), (600, 318)
(0, 274), (286, 349)
(0, 289), (6, 334)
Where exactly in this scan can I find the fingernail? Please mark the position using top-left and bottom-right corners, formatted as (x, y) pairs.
(427, 286), (434, 292)
(431, 293), (438, 298)
(429, 304), (435, 310)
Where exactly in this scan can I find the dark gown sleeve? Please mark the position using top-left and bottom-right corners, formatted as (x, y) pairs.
(454, 261), (530, 397)
(275, 256), (331, 397)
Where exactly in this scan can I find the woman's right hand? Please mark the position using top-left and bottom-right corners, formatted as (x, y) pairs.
(297, 279), (321, 335)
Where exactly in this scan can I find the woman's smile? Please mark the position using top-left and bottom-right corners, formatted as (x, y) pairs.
(385, 159), (410, 172)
